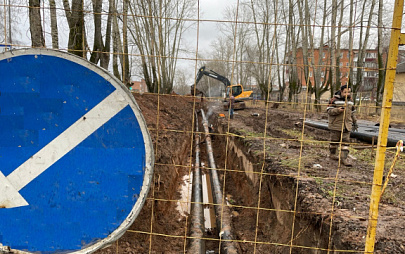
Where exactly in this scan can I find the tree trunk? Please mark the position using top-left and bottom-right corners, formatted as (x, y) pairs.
(49, 0), (59, 49)
(122, 0), (130, 87)
(297, 0), (310, 106)
(354, 0), (376, 100)
(287, 0), (300, 103)
(376, 0), (385, 114)
(89, 0), (103, 64)
(64, 0), (86, 58)
(29, 0), (45, 47)
(335, 0), (344, 89)
(330, 0), (337, 92)
(348, 0), (354, 89)
(112, 0), (122, 80)
(100, 0), (113, 69)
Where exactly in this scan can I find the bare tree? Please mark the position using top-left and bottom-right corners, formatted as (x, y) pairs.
(330, 0), (338, 91)
(49, 0), (59, 49)
(197, 38), (235, 96)
(334, 0), (345, 90)
(375, 0), (386, 111)
(347, 0), (355, 89)
(286, 0), (302, 103)
(308, 0), (330, 111)
(112, 0), (123, 80)
(128, 0), (195, 94)
(29, 0), (45, 47)
(89, 0), (113, 69)
(0, 1), (23, 46)
(279, 0), (294, 102)
(220, 4), (251, 86)
(0, 4), (5, 43)
(353, 0), (376, 101)
(208, 37), (235, 78)
(248, 0), (277, 100)
(63, 0), (86, 57)
(89, 0), (104, 64)
(173, 68), (191, 95)
(122, 0), (130, 86)
(296, 0), (311, 105)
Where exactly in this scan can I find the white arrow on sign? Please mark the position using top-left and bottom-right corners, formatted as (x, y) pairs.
(0, 90), (129, 209)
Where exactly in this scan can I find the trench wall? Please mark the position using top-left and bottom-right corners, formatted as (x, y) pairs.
(215, 123), (338, 253)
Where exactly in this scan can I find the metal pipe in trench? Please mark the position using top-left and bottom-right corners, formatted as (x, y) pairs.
(188, 113), (205, 253)
(201, 109), (238, 254)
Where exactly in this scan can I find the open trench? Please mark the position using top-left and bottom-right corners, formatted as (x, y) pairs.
(182, 111), (345, 254)
(189, 115), (342, 254)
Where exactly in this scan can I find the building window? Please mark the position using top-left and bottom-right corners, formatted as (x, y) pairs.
(346, 62), (349, 67)
(340, 62), (343, 67)
(323, 52), (326, 58)
(366, 52), (377, 58)
(367, 71), (376, 77)
(309, 71), (312, 77)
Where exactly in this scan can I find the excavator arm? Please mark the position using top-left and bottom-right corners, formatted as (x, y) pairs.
(191, 66), (252, 110)
(191, 66), (231, 96)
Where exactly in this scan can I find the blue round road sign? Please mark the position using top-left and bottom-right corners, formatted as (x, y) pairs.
(0, 49), (154, 253)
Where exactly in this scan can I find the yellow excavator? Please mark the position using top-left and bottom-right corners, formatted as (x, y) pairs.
(191, 66), (253, 110)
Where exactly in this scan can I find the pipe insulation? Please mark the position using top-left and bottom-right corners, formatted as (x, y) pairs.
(188, 113), (205, 253)
(304, 120), (405, 147)
(201, 110), (238, 254)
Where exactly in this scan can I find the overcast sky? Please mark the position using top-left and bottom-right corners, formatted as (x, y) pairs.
(176, 0), (238, 82)
(189, 0), (237, 53)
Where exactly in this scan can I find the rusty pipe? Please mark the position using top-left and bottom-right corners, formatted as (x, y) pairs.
(188, 113), (205, 253)
(201, 109), (238, 254)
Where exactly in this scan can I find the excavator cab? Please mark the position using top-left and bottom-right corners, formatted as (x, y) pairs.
(226, 85), (243, 97)
(226, 84), (253, 102)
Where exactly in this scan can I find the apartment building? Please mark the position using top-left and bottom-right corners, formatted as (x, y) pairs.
(285, 46), (394, 99)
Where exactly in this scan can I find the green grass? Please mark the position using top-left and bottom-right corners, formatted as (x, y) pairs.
(237, 128), (265, 138)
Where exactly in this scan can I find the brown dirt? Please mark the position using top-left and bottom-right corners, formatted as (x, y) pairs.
(95, 95), (405, 254)
(95, 93), (199, 254)
(211, 101), (405, 253)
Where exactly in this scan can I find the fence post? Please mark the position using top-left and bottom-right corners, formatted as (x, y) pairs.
(364, 0), (404, 252)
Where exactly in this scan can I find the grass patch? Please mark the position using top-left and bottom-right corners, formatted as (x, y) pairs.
(279, 153), (311, 168)
(237, 128), (264, 138)
(351, 148), (375, 165)
(381, 189), (399, 205)
(281, 128), (320, 143)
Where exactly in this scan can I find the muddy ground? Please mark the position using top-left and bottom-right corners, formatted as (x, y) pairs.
(95, 94), (405, 254)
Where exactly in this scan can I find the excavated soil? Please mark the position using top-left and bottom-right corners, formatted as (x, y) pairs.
(95, 94), (405, 254)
